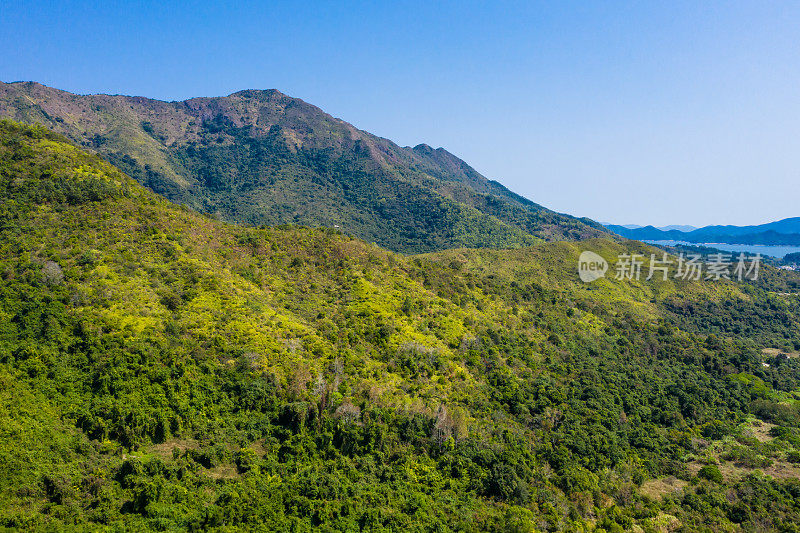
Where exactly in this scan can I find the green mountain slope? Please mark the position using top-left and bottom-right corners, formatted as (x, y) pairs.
(2, 119), (800, 531)
(0, 81), (606, 253)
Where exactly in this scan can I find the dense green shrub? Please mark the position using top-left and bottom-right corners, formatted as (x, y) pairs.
(698, 464), (724, 483)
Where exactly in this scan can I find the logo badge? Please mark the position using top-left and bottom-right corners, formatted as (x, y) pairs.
(578, 251), (608, 282)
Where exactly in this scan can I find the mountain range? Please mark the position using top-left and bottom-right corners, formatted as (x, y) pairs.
(2, 118), (800, 530)
(606, 217), (800, 246)
(1, 74), (800, 531)
(0, 81), (606, 253)
(611, 224), (699, 232)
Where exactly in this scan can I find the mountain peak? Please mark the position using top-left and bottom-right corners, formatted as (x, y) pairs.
(228, 88), (286, 98)
(0, 81), (607, 251)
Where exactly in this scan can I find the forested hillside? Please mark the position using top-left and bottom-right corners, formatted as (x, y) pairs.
(2, 119), (800, 531)
(0, 81), (606, 253)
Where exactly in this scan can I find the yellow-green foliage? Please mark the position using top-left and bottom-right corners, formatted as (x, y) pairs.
(1, 119), (800, 531)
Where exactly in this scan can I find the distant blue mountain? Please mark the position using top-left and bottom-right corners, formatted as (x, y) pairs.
(605, 217), (800, 245)
(658, 225), (698, 232)
(603, 224), (698, 232)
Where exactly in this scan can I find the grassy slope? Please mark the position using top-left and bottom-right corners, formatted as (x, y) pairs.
(1, 119), (800, 531)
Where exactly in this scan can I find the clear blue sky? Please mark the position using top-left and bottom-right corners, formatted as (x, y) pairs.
(2, 1), (799, 226)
